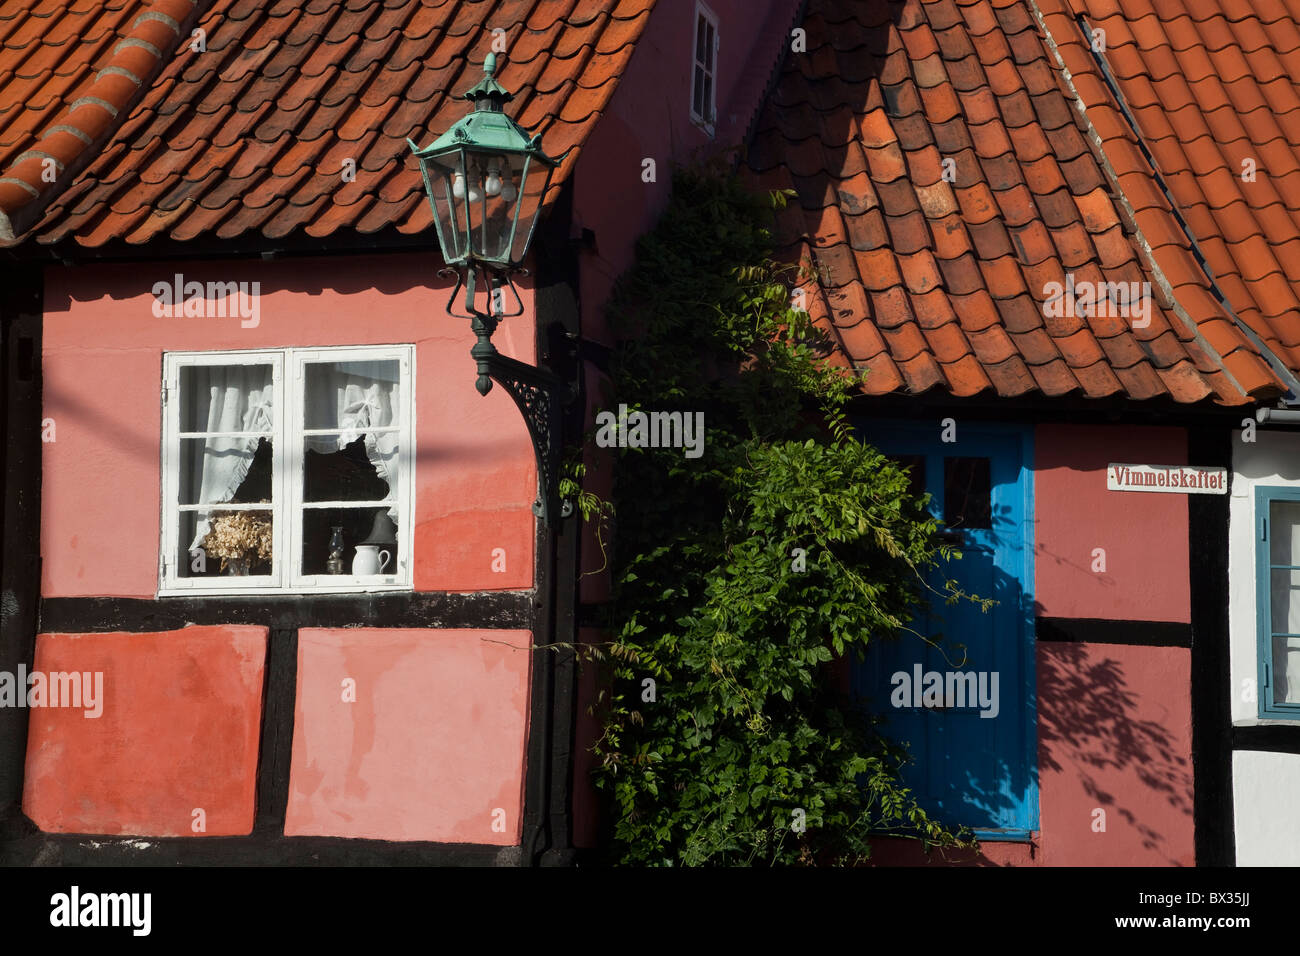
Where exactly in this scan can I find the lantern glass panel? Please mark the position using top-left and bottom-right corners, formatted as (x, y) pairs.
(509, 156), (553, 267)
(462, 148), (517, 263)
(422, 148), (469, 264)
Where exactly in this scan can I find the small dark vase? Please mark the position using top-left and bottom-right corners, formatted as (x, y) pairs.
(326, 526), (347, 574)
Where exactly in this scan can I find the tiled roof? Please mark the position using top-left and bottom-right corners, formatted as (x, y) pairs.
(1034, 0), (1300, 397)
(0, 0), (206, 239)
(746, 0), (1289, 404)
(2, 0), (654, 247)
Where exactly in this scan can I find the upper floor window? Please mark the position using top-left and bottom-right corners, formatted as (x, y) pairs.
(691, 3), (718, 132)
(160, 345), (414, 595)
(1256, 486), (1300, 718)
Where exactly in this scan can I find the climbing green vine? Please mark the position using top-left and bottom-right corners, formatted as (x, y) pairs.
(584, 161), (977, 865)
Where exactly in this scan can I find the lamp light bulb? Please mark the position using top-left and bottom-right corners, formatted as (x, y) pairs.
(466, 163), (483, 203)
(451, 172), (465, 199)
(484, 158), (503, 197)
(499, 157), (516, 202)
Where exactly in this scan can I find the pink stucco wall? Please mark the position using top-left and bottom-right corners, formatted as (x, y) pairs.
(23, 625), (266, 836)
(571, 0), (800, 349)
(856, 423), (1197, 866)
(1034, 424), (1190, 622)
(570, 0), (800, 603)
(1034, 641), (1194, 865)
(868, 641), (1194, 866)
(40, 252), (536, 597)
(284, 627), (532, 843)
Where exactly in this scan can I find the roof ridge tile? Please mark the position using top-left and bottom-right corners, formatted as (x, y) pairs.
(0, 0), (207, 239)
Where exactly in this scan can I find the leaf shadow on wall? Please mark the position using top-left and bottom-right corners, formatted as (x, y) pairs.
(1037, 641), (1193, 861)
(856, 507), (1035, 866)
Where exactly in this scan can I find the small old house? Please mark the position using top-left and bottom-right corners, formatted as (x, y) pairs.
(1, 0), (1298, 867)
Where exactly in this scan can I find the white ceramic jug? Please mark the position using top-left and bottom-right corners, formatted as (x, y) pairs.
(352, 544), (391, 575)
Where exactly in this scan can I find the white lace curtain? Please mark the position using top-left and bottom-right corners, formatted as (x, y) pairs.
(303, 360), (400, 522)
(187, 361), (400, 552)
(188, 365), (274, 551)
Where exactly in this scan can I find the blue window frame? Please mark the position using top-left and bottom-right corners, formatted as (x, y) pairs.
(1255, 486), (1300, 719)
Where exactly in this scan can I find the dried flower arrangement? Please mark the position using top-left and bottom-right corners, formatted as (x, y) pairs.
(203, 508), (273, 572)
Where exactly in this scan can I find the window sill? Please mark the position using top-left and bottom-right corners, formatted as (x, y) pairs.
(1234, 715), (1300, 727)
(970, 828), (1035, 843)
(159, 578), (410, 598)
(866, 826), (1036, 844)
(689, 114), (715, 138)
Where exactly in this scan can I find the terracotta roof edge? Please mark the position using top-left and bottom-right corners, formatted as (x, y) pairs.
(730, 0), (809, 154)
(0, 0), (214, 243)
(1026, 0), (1281, 405)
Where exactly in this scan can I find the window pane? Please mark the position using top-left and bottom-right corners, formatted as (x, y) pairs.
(303, 433), (394, 503)
(183, 508), (273, 578)
(174, 360), (275, 583)
(178, 363), (273, 434)
(1275, 635), (1300, 706)
(300, 357), (404, 579)
(180, 436), (272, 506)
(696, 15), (706, 62)
(703, 73), (713, 121)
(1272, 568), (1300, 635)
(705, 22), (715, 69)
(303, 359), (400, 430)
(1271, 500), (1300, 565)
(178, 434), (272, 574)
(944, 457), (991, 529)
(693, 66), (705, 117)
(301, 506), (399, 577)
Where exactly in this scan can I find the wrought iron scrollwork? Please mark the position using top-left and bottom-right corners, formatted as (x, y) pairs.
(490, 356), (573, 523)
(442, 263), (576, 524)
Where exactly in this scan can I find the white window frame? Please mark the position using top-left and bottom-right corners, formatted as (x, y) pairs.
(690, 2), (719, 134)
(160, 344), (416, 596)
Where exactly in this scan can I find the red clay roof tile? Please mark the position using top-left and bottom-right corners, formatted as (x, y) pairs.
(1033, 0), (1300, 397)
(7, 0), (1290, 408)
(744, 0), (1275, 404)
(986, 188), (1036, 232)
(3, 0), (655, 246)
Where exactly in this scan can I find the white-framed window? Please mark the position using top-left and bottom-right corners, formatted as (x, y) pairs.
(691, 2), (719, 132)
(160, 344), (415, 595)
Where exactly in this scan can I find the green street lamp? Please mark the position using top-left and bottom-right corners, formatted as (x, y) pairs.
(409, 52), (558, 271)
(409, 53), (574, 523)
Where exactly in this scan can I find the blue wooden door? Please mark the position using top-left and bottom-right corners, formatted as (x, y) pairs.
(853, 422), (1037, 838)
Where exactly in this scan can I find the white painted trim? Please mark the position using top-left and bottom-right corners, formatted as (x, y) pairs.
(298, 500), (396, 509)
(286, 344), (414, 592)
(1230, 428), (1300, 724)
(1233, 750), (1300, 864)
(690, 1), (719, 135)
(158, 345), (415, 596)
(159, 350), (282, 594)
(179, 431), (277, 439)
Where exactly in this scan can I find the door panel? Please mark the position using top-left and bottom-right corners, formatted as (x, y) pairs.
(853, 423), (1037, 836)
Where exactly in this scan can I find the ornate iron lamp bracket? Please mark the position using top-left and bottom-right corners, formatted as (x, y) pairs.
(439, 263), (577, 525)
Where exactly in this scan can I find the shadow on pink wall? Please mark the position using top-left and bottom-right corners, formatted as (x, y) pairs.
(868, 641), (1193, 866)
(40, 252), (538, 597)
